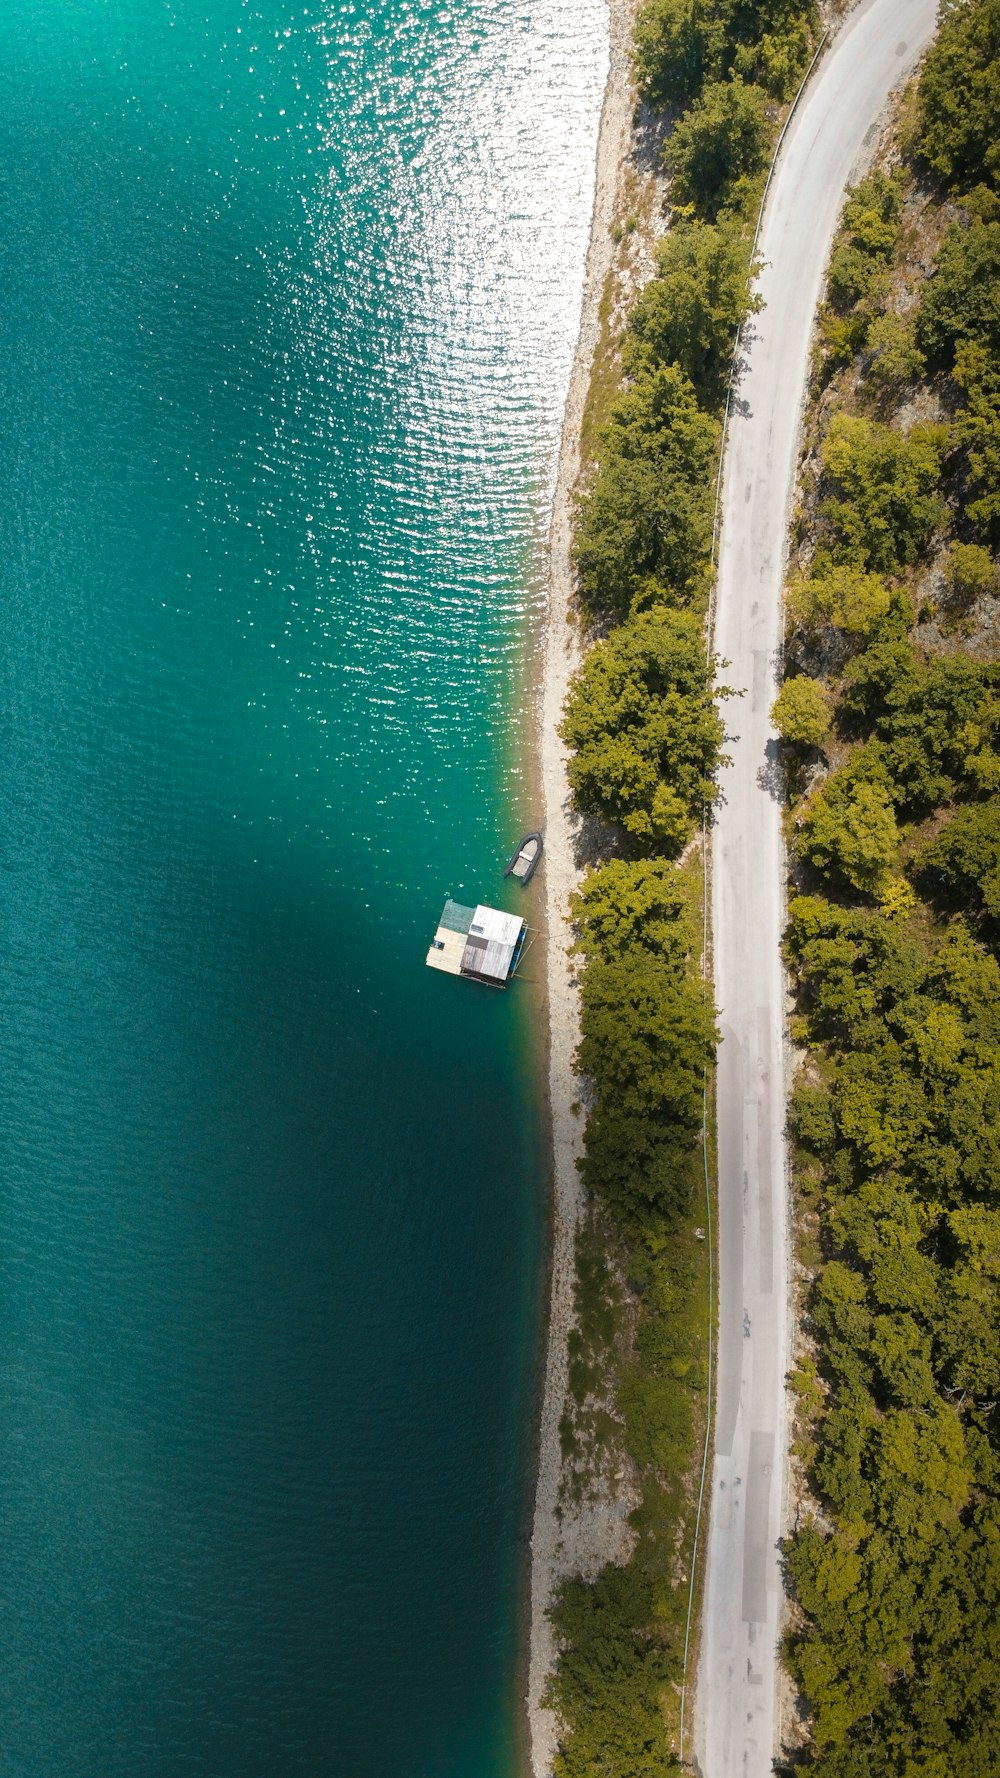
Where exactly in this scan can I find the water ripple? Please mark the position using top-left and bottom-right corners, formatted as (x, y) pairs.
(0, 2), (605, 1774)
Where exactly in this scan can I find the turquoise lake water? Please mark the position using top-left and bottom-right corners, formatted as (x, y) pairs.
(0, 3), (606, 1773)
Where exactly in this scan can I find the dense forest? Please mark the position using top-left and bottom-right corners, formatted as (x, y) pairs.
(776, 3), (1000, 1772)
(544, 2), (820, 1771)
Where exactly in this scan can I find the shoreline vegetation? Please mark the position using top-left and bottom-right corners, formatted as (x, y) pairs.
(775, 4), (1000, 1771)
(530, 2), (830, 1773)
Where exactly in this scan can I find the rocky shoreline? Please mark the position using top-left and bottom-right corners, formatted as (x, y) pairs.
(526, 3), (641, 1770)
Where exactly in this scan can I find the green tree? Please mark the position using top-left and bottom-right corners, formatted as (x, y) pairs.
(772, 675), (831, 747)
(788, 563), (899, 639)
(664, 76), (770, 220)
(779, 53), (1000, 1768)
(561, 608), (726, 850)
(546, 1564), (674, 1778)
(918, 802), (1000, 921)
(865, 312), (926, 395)
(945, 540), (998, 609)
(839, 644), (999, 812)
(798, 776), (899, 895)
(633, 0), (724, 108)
(626, 218), (758, 409)
(917, 0), (1000, 194)
(732, 14), (812, 99)
(819, 412), (947, 572)
(578, 947), (716, 1223)
(826, 169), (905, 314)
(953, 340), (1000, 540)
(573, 364), (718, 618)
(634, 0), (815, 108)
(571, 856), (695, 963)
(916, 219), (1000, 369)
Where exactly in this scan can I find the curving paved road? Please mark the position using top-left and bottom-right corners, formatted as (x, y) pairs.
(696, 3), (939, 1773)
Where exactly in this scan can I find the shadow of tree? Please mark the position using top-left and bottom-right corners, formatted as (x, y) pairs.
(757, 737), (785, 802)
(633, 96), (673, 179)
(567, 807), (622, 877)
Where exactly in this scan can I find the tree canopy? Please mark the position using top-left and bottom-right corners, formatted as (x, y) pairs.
(918, 800), (1000, 922)
(788, 563), (904, 640)
(826, 170), (904, 314)
(819, 413), (947, 572)
(571, 855), (697, 962)
(664, 75), (770, 220)
(785, 908), (1000, 1774)
(778, 17), (1000, 1768)
(838, 643), (1000, 812)
(626, 218), (758, 410)
(573, 365), (718, 619)
(916, 218), (1000, 370)
(772, 675), (830, 747)
(917, 0), (1000, 194)
(561, 608), (727, 851)
(577, 946), (716, 1225)
(634, 0), (814, 110)
(797, 775), (899, 896)
(913, 214), (1000, 541)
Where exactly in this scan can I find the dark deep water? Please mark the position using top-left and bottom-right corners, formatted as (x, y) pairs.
(0, 2), (606, 1773)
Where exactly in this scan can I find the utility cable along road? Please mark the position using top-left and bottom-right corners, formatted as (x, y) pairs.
(697, 3), (939, 1773)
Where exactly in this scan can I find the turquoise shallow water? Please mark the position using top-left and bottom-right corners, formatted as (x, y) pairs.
(0, 3), (606, 1774)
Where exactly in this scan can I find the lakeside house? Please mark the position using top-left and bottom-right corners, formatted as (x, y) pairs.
(426, 899), (526, 987)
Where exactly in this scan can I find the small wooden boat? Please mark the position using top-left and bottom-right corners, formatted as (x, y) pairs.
(504, 831), (542, 885)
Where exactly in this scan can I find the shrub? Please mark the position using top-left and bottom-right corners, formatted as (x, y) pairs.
(945, 540), (998, 608)
(876, 874), (918, 920)
(865, 313), (926, 395)
(840, 169), (905, 258)
(790, 1078), (837, 1159)
(819, 308), (869, 368)
(953, 340), (1000, 540)
(826, 170), (905, 314)
(826, 245), (887, 318)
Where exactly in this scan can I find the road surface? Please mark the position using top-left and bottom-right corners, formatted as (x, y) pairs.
(696, 3), (939, 1773)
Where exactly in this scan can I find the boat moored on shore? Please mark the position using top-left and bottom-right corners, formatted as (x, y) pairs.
(503, 831), (542, 884)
